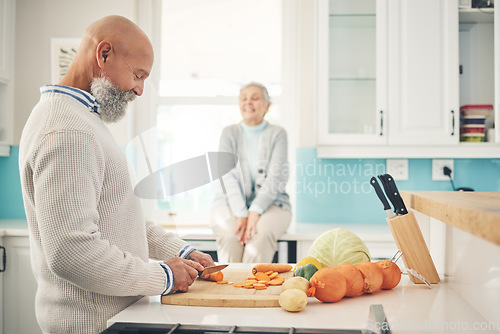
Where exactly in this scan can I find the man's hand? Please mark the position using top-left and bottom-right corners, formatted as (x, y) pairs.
(187, 250), (215, 268)
(243, 211), (260, 244)
(235, 217), (248, 245)
(187, 250), (216, 280)
(165, 257), (203, 292)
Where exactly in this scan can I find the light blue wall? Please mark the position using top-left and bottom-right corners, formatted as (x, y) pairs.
(0, 146), (25, 219)
(296, 148), (500, 223)
(2, 146), (500, 223)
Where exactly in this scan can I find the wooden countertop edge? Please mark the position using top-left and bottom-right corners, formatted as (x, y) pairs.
(401, 191), (500, 246)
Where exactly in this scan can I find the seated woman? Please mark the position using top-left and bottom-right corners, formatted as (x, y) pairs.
(210, 82), (292, 263)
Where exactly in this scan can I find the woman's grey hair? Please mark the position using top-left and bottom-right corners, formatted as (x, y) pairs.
(240, 82), (270, 104)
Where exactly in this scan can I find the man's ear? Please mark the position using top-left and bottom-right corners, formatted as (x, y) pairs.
(96, 41), (112, 68)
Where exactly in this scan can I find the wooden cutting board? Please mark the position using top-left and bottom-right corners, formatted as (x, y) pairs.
(161, 268), (293, 307)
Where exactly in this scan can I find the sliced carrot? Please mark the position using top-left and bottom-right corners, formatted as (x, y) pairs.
(253, 283), (267, 290)
(216, 280), (228, 284)
(247, 276), (256, 280)
(243, 285), (254, 289)
(264, 270), (274, 275)
(252, 264), (293, 275)
(269, 272), (279, 279)
(268, 277), (285, 285)
(257, 280), (269, 285)
(234, 283), (244, 287)
(255, 272), (270, 282)
(206, 271), (224, 282)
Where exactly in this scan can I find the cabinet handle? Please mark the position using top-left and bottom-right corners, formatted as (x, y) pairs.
(0, 245), (5, 273)
(379, 110), (384, 136)
(451, 110), (455, 136)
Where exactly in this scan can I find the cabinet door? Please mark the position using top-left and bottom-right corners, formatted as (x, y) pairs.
(387, 0), (459, 145)
(0, 0), (14, 80)
(317, 0), (388, 145)
(494, 4), (499, 142)
(0, 238), (4, 334)
(3, 236), (41, 334)
(0, 0), (14, 149)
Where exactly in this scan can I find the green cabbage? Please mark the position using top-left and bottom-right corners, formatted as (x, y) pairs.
(307, 228), (371, 268)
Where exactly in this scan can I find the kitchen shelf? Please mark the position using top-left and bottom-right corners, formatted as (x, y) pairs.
(459, 8), (494, 23)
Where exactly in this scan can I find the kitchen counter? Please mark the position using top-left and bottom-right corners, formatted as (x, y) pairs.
(0, 219), (29, 237)
(106, 267), (499, 333)
(401, 191), (500, 245)
(398, 191), (500, 329)
(107, 191), (500, 333)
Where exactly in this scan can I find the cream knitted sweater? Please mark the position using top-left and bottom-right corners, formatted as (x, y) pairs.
(19, 86), (190, 334)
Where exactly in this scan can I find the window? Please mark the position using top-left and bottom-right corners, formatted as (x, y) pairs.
(137, 0), (283, 225)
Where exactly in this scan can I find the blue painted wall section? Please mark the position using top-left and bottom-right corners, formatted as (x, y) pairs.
(1, 146), (500, 222)
(296, 148), (500, 224)
(0, 146), (26, 219)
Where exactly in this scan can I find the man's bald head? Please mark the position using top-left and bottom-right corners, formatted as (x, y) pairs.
(60, 15), (154, 95)
(81, 15), (153, 62)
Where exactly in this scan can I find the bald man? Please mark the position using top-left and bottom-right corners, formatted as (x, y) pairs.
(19, 16), (214, 334)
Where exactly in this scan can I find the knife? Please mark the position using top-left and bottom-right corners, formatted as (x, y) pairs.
(378, 174), (408, 215)
(198, 264), (228, 277)
(369, 177), (395, 218)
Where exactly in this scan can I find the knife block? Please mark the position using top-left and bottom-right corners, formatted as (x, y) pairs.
(386, 211), (440, 284)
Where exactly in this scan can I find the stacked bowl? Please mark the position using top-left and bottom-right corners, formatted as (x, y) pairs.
(459, 104), (493, 142)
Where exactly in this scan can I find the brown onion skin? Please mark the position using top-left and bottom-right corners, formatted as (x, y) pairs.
(356, 262), (384, 294)
(376, 260), (402, 289)
(309, 268), (347, 302)
(335, 263), (364, 297)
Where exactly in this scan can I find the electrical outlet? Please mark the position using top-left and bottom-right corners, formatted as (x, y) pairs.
(432, 159), (454, 181)
(386, 159), (409, 180)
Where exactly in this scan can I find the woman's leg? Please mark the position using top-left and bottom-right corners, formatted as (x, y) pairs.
(210, 206), (244, 262)
(242, 205), (292, 263)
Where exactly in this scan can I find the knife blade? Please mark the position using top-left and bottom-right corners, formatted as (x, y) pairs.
(369, 177), (395, 218)
(378, 174), (408, 215)
(198, 264), (228, 277)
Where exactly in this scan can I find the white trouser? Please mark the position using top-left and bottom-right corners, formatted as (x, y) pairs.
(210, 205), (292, 263)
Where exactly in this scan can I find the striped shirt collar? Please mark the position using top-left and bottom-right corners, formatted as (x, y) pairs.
(40, 85), (100, 115)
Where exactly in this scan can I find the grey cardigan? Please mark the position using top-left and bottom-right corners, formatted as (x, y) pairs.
(213, 122), (291, 216)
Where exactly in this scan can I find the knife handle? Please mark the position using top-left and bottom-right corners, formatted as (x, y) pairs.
(379, 174), (408, 215)
(370, 177), (392, 211)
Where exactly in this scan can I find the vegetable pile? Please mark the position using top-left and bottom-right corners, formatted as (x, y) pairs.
(304, 259), (401, 303)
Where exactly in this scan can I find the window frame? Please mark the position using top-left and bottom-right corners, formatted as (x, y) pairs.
(134, 0), (300, 227)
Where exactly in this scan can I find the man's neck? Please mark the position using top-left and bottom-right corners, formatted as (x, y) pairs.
(58, 63), (94, 93)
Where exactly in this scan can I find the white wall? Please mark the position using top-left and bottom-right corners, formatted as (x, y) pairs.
(13, 0), (137, 145)
(296, 0), (317, 148)
(13, 0), (317, 148)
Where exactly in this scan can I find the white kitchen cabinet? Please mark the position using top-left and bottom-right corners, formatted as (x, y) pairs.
(458, 5), (499, 143)
(0, 236), (4, 334)
(316, 0), (388, 146)
(387, 0), (459, 146)
(316, 0), (500, 158)
(0, 0), (15, 155)
(2, 236), (41, 334)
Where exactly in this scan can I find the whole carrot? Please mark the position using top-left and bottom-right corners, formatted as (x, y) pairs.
(252, 264), (293, 275)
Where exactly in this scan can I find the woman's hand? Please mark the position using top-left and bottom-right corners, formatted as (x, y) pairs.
(235, 217), (248, 245)
(243, 211), (260, 244)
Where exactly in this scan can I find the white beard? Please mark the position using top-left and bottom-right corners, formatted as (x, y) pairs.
(90, 77), (136, 123)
